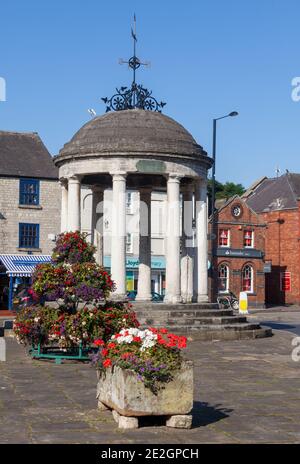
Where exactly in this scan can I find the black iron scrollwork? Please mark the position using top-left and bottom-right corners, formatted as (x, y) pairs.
(102, 83), (166, 113)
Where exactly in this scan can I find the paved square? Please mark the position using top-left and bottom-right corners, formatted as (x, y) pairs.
(0, 318), (300, 444)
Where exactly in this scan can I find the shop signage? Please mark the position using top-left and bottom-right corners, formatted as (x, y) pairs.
(103, 256), (166, 270)
(216, 248), (263, 259)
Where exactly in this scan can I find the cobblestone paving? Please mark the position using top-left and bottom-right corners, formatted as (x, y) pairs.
(0, 316), (300, 444)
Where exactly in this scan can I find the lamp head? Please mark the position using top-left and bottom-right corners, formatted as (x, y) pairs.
(229, 111), (239, 117)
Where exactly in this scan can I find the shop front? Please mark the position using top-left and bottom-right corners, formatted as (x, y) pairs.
(0, 255), (51, 311)
(103, 256), (166, 296)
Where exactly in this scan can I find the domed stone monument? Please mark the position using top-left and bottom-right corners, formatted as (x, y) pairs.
(54, 109), (213, 304)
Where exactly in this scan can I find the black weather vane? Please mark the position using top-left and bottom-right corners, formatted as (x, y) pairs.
(101, 14), (166, 113)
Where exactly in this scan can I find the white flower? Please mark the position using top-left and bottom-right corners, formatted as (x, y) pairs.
(82, 321), (86, 326)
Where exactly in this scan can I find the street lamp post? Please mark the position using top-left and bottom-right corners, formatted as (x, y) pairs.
(210, 111), (238, 299)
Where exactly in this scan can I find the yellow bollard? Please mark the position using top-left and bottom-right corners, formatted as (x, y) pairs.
(239, 292), (248, 314)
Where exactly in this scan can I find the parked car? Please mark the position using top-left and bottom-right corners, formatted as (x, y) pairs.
(126, 290), (164, 302)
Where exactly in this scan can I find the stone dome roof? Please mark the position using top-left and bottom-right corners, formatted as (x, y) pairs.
(56, 109), (209, 161)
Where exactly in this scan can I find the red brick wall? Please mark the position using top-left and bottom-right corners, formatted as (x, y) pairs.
(209, 200), (266, 307)
(262, 206), (300, 305)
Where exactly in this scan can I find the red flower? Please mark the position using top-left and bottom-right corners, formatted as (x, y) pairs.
(94, 339), (105, 346)
(102, 348), (109, 357)
(133, 336), (141, 343)
(103, 358), (112, 368)
(159, 328), (168, 334)
(149, 327), (159, 334)
(107, 342), (116, 349)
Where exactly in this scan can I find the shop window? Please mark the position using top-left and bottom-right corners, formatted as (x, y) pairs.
(244, 230), (254, 248)
(218, 264), (229, 293)
(19, 223), (39, 249)
(242, 264), (253, 293)
(19, 179), (39, 205)
(126, 233), (133, 254)
(280, 272), (291, 292)
(219, 229), (230, 247)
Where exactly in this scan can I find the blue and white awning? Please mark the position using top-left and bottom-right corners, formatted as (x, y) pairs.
(0, 255), (51, 277)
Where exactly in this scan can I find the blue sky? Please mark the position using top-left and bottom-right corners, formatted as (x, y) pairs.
(0, 0), (299, 187)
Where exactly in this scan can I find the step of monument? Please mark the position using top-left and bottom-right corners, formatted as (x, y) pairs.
(173, 326), (273, 341)
(162, 322), (262, 333)
(137, 316), (248, 327)
(134, 309), (235, 319)
(132, 303), (220, 311)
(164, 316), (249, 326)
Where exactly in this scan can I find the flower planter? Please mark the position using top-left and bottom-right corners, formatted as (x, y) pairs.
(97, 360), (193, 429)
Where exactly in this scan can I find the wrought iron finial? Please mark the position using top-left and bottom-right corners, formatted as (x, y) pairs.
(101, 14), (166, 113)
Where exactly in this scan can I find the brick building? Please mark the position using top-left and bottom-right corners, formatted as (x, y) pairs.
(244, 173), (300, 306)
(0, 131), (60, 310)
(209, 195), (267, 307)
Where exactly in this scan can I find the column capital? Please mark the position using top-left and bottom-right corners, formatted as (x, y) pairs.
(59, 179), (68, 188)
(167, 173), (182, 184)
(110, 171), (127, 181)
(67, 175), (82, 184)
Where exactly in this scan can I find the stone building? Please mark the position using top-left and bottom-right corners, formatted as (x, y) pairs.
(209, 195), (267, 307)
(0, 131), (60, 309)
(244, 173), (300, 306)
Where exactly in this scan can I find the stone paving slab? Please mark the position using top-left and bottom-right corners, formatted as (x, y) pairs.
(0, 326), (300, 444)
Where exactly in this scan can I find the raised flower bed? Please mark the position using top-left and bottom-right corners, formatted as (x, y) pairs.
(92, 328), (193, 429)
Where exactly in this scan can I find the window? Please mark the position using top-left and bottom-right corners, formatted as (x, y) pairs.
(219, 229), (230, 247)
(126, 233), (133, 254)
(218, 264), (229, 293)
(19, 179), (39, 205)
(244, 230), (254, 248)
(19, 223), (39, 249)
(242, 264), (253, 293)
(280, 272), (291, 292)
(126, 192), (133, 214)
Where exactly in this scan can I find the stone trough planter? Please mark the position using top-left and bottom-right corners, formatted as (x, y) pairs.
(97, 360), (194, 429)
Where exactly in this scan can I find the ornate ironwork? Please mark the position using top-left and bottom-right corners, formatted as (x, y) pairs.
(102, 83), (166, 113)
(101, 14), (166, 113)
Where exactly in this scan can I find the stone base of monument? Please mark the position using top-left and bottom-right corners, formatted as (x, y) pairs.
(96, 361), (193, 429)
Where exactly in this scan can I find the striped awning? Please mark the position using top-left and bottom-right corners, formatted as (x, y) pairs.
(0, 254), (51, 277)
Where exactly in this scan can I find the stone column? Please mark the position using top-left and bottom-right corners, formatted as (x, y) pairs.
(165, 174), (182, 304)
(195, 179), (209, 302)
(67, 176), (81, 232)
(181, 185), (194, 303)
(91, 187), (104, 265)
(110, 172), (127, 299)
(60, 180), (68, 233)
(136, 188), (152, 301)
